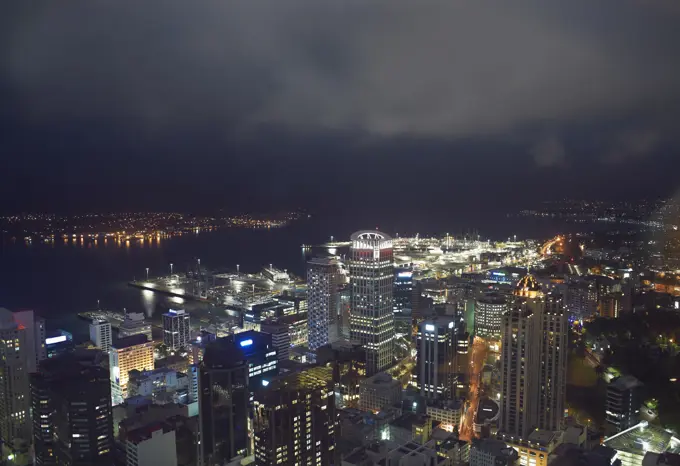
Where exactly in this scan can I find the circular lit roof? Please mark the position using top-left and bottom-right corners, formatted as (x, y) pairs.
(351, 230), (392, 241)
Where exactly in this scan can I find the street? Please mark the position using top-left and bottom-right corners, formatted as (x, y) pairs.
(459, 336), (489, 441)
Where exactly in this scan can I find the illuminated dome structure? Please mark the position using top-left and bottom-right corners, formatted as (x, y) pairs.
(514, 273), (543, 299)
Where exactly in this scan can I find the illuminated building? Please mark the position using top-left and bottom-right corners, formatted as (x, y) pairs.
(119, 312), (152, 341)
(359, 372), (402, 413)
(500, 276), (568, 438)
(307, 257), (340, 356)
(31, 350), (113, 465)
(504, 430), (562, 466)
(415, 317), (457, 400)
(45, 330), (74, 359)
(566, 281), (597, 320)
(162, 309), (191, 351)
(474, 293), (508, 340)
(599, 291), (623, 319)
(603, 422), (680, 466)
(110, 334), (155, 405)
(259, 320), (291, 361)
(394, 267), (414, 316)
(425, 399), (465, 433)
(253, 367), (338, 466)
(0, 308), (30, 459)
(349, 230), (395, 376)
(198, 338), (251, 464)
(89, 319), (112, 353)
(606, 375), (643, 434)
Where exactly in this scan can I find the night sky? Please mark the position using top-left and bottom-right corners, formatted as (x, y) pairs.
(2, 1), (680, 218)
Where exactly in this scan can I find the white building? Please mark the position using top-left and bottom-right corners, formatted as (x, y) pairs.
(126, 422), (177, 466)
(127, 367), (188, 400)
(89, 319), (112, 353)
(359, 372), (402, 413)
(119, 312), (152, 341)
(349, 231), (395, 376)
(474, 293), (507, 340)
(426, 400), (465, 433)
(307, 257), (340, 356)
(162, 309), (190, 350)
(0, 308), (31, 454)
(260, 320), (291, 361)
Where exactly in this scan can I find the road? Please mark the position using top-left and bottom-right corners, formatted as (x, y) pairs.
(459, 336), (489, 441)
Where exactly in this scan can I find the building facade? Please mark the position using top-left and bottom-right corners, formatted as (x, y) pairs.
(110, 335), (155, 405)
(253, 367), (338, 466)
(119, 312), (152, 341)
(359, 372), (402, 413)
(474, 293), (508, 340)
(349, 230), (395, 376)
(415, 318), (457, 400)
(162, 309), (191, 351)
(89, 319), (112, 353)
(307, 257), (340, 356)
(31, 350), (113, 465)
(0, 308), (31, 457)
(606, 375), (643, 434)
(126, 422), (177, 466)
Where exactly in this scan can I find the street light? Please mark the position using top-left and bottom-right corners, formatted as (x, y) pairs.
(237, 264), (240, 274)
(145, 268), (149, 281)
(170, 263), (173, 276)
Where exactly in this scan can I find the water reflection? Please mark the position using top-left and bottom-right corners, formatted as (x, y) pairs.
(141, 289), (156, 318)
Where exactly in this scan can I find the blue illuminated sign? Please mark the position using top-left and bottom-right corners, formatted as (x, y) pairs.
(240, 339), (253, 347)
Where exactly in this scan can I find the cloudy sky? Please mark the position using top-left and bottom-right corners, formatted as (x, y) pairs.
(1, 0), (680, 218)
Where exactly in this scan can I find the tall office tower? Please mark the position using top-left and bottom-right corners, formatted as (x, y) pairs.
(538, 292), (568, 432)
(605, 375), (643, 434)
(499, 277), (541, 439)
(110, 334), (155, 405)
(414, 318), (456, 400)
(119, 312), (152, 341)
(11, 309), (46, 372)
(253, 367), (338, 466)
(307, 257), (340, 356)
(198, 338), (250, 465)
(393, 267), (414, 315)
(89, 319), (112, 353)
(349, 230), (395, 376)
(31, 350), (113, 465)
(260, 320), (291, 362)
(474, 293), (508, 340)
(0, 308), (31, 459)
(163, 309), (191, 350)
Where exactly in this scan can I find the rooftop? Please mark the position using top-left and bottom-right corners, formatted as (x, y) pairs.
(604, 422), (680, 456)
(114, 333), (151, 349)
(610, 375), (644, 391)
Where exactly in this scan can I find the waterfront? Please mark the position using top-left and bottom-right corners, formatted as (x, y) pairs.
(0, 212), (596, 340)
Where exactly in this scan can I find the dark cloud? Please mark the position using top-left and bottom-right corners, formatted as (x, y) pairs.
(3, 1), (680, 143)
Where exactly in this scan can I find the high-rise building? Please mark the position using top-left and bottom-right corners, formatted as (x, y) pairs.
(260, 320), (291, 362)
(474, 293), (508, 340)
(359, 372), (402, 413)
(606, 375), (643, 434)
(198, 338), (250, 464)
(119, 312), (152, 341)
(110, 334), (155, 405)
(163, 309), (191, 350)
(11, 309), (46, 373)
(253, 367), (338, 466)
(394, 267), (414, 316)
(349, 230), (395, 376)
(31, 350), (113, 466)
(0, 308), (31, 457)
(499, 276), (568, 438)
(89, 319), (112, 353)
(538, 292), (568, 432)
(307, 257), (340, 356)
(414, 317), (457, 400)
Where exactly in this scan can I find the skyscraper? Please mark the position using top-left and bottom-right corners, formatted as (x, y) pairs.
(349, 230), (394, 376)
(414, 317), (457, 400)
(474, 293), (508, 340)
(253, 367), (338, 466)
(198, 338), (250, 465)
(0, 308), (31, 458)
(89, 319), (112, 353)
(31, 350), (114, 465)
(538, 292), (568, 432)
(499, 275), (568, 438)
(163, 309), (191, 350)
(11, 309), (46, 373)
(307, 257), (340, 356)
